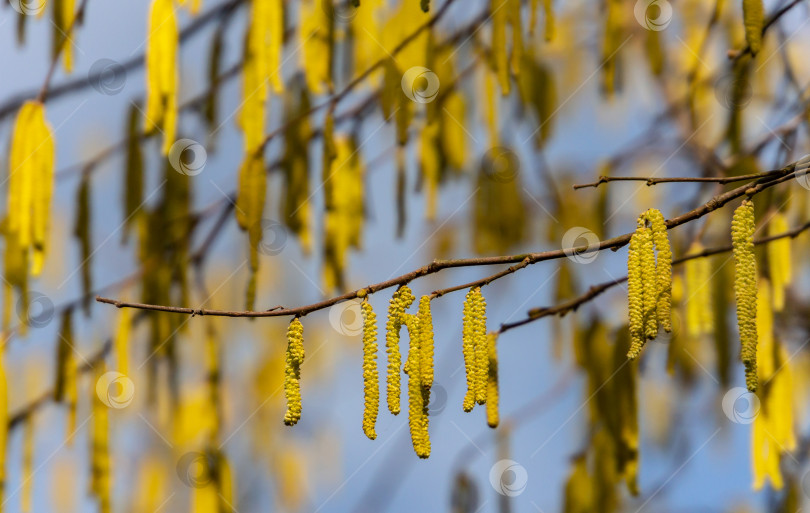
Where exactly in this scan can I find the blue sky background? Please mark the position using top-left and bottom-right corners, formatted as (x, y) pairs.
(1, 0), (808, 511)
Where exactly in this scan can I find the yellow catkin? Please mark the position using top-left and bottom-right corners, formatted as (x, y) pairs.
(22, 414), (33, 512)
(361, 301), (379, 440)
(403, 314), (430, 458)
(284, 318), (305, 426)
(300, 0), (331, 94)
(115, 307), (130, 378)
(486, 333), (499, 428)
(417, 296), (434, 390)
(385, 285), (415, 414)
(491, 0), (510, 94)
(627, 225), (645, 359)
(756, 279), (774, 381)
(472, 288), (488, 405)
(732, 200), (758, 392)
(767, 213), (791, 311)
(144, 0), (179, 154)
(91, 365), (111, 513)
(742, 0), (764, 55)
(684, 244), (714, 337)
(0, 352), (6, 491)
(8, 101), (55, 277)
(639, 221), (658, 341)
(645, 209), (672, 332)
(461, 288), (478, 412)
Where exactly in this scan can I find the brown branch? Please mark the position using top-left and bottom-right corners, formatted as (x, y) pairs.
(96, 159), (803, 319)
(571, 167), (798, 190)
(498, 220), (810, 334)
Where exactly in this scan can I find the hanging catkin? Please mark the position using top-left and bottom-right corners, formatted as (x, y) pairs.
(403, 314), (430, 458)
(0, 351), (7, 492)
(742, 0), (764, 55)
(385, 285), (415, 415)
(417, 296), (434, 390)
(626, 209), (672, 359)
(91, 364), (111, 513)
(472, 288), (488, 405)
(486, 333), (499, 428)
(732, 200), (758, 392)
(461, 288), (478, 412)
(144, 0), (178, 154)
(284, 318), (305, 426)
(361, 300), (379, 440)
(767, 213), (791, 311)
(8, 101), (55, 277)
(684, 244), (714, 337)
(627, 224), (646, 359)
(645, 209), (672, 333)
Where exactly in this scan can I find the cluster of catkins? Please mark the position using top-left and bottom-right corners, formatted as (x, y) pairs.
(626, 209), (673, 359)
(462, 288), (499, 428)
(732, 200), (758, 392)
(282, 284), (500, 458)
(283, 318), (305, 426)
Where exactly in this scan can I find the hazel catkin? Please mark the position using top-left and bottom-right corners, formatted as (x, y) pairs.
(417, 295), (435, 390)
(645, 208), (672, 333)
(461, 289), (478, 412)
(767, 213), (791, 311)
(732, 200), (758, 392)
(284, 318), (305, 426)
(472, 289), (488, 405)
(361, 301), (380, 440)
(385, 285), (415, 415)
(485, 333), (499, 428)
(403, 314), (430, 458)
(627, 225), (646, 359)
(626, 209), (673, 359)
(684, 244), (713, 337)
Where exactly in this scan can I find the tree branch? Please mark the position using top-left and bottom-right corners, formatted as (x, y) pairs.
(498, 220), (810, 334)
(96, 159), (803, 319)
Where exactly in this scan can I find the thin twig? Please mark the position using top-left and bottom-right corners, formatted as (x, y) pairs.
(96, 160), (802, 318)
(498, 220), (810, 334)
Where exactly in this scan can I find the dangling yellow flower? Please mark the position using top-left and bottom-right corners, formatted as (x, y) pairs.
(144, 0), (179, 154)
(486, 333), (499, 428)
(403, 314), (430, 458)
(767, 213), (791, 311)
(684, 244), (713, 337)
(385, 285), (415, 414)
(732, 199), (758, 392)
(284, 318), (305, 426)
(361, 300), (379, 440)
(8, 101), (55, 277)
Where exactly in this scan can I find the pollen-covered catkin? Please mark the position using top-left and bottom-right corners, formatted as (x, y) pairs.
(627, 225), (645, 359)
(284, 318), (305, 426)
(462, 289), (478, 412)
(361, 301), (379, 440)
(645, 209), (672, 333)
(639, 222), (658, 340)
(732, 200), (758, 392)
(486, 333), (499, 428)
(385, 285), (415, 415)
(472, 289), (488, 405)
(404, 314), (430, 458)
(417, 296), (434, 390)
